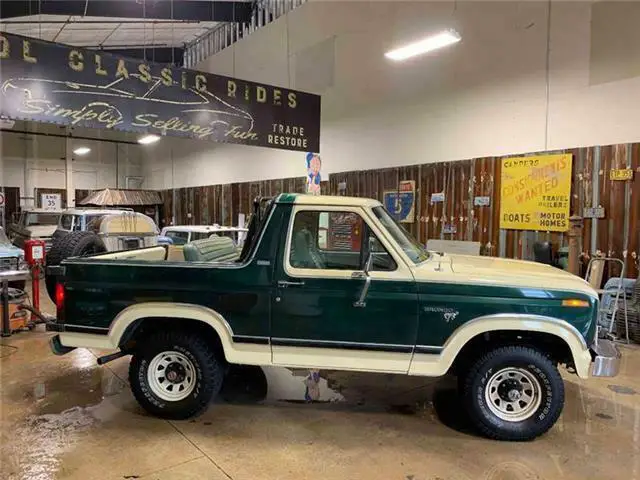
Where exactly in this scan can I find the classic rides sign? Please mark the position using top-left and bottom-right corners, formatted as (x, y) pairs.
(500, 154), (573, 232)
(0, 33), (320, 152)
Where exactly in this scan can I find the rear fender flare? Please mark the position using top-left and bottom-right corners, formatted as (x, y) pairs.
(109, 302), (234, 352)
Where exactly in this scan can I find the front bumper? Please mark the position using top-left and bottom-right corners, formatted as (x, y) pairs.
(591, 339), (621, 377)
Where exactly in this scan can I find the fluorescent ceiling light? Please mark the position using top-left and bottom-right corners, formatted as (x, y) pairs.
(138, 134), (161, 145)
(385, 30), (461, 61)
(73, 146), (91, 155)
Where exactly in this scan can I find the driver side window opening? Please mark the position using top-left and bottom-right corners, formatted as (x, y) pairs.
(289, 210), (396, 271)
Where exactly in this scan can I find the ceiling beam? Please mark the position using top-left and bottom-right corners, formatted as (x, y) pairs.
(93, 46), (185, 66)
(0, 1), (254, 22)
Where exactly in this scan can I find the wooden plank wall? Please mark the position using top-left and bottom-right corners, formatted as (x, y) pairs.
(163, 143), (640, 279)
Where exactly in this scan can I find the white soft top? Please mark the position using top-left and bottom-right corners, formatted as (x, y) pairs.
(161, 225), (248, 235)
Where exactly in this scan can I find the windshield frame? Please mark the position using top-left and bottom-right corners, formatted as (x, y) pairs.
(372, 206), (430, 265)
(25, 212), (60, 226)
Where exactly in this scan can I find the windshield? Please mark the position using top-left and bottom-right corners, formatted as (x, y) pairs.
(372, 206), (429, 264)
(25, 213), (60, 226)
(0, 228), (10, 246)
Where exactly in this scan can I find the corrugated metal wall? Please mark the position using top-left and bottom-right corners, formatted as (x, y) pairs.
(163, 143), (640, 279)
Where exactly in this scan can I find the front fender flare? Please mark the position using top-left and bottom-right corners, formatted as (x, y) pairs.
(409, 314), (592, 378)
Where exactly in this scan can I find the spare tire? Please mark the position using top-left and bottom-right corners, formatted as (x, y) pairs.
(45, 232), (107, 301)
(58, 231), (107, 259)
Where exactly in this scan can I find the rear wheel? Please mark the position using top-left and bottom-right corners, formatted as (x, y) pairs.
(461, 345), (564, 441)
(129, 331), (224, 419)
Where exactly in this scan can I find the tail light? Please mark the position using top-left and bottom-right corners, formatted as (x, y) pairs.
(55, 283), (65, 312)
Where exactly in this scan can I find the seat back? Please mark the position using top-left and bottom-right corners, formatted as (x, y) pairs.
(291, 229), (325, 268)
(586, 258), (606, 289)
(183, 236), (239, 262)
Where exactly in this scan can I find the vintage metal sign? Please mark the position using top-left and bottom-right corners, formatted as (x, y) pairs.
(0, 33), (321, 152)
(583, 207), (605, 219)
(500, 154), (573, 232)
(473, 196), (491, 207)
(609, 169), (634, 181)
(383, 180), (416, 223)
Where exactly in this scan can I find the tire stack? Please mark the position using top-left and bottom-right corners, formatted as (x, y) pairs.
(45, 232), (107, 301)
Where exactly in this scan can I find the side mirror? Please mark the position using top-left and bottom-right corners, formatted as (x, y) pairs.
(363, 237), (376, 274)
(353, 237), (376, 308)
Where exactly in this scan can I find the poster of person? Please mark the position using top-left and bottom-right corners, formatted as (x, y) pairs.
(306, 152), (322, 195)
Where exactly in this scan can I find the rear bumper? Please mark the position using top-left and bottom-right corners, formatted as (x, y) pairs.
(591, 339), (621, 377)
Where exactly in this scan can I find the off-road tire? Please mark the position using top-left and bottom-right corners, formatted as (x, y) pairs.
(129, 331), (224, 419)
(46, 236), (65, 267)
(58, 231), (106, 259)
(462, 345), (564, 441)
(45, 232), (107, 301)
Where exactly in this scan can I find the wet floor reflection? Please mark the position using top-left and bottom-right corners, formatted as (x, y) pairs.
(2, 335), (640, 480)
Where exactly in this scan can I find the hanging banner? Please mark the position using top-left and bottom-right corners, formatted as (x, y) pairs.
(383, 180), (415, 223)
(0, 33), (320, 152)
(500, 154), (573, 232)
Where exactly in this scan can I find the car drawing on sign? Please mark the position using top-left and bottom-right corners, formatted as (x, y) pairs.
(46, 194), (619, 441)
(1, 74), (254, 136)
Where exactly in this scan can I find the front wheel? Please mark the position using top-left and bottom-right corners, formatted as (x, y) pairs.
(129, 331), (224, 419)
(462, 345), (564, 441)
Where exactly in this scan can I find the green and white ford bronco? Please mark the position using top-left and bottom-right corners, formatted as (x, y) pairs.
(47, 194), (620, 441)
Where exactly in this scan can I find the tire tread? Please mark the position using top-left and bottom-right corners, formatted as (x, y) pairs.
(128, 330), (222, 420)
(462, 345), (565, 441)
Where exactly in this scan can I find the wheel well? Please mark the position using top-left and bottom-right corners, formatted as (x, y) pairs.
(119, 317), (225, 360)
(451, 330), (574, 375)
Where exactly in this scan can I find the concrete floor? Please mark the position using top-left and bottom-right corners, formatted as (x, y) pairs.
(1, 288), (640, 479)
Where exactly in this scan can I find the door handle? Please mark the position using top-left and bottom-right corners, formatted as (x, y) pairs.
(278, 280), (305, 288)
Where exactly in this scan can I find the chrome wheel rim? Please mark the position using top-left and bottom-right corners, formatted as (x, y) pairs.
(147, 351), (196, 402)
(484, 367), (542, 422)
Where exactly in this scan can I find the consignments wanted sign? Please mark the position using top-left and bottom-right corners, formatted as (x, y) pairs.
(499, 154), (573, 232)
